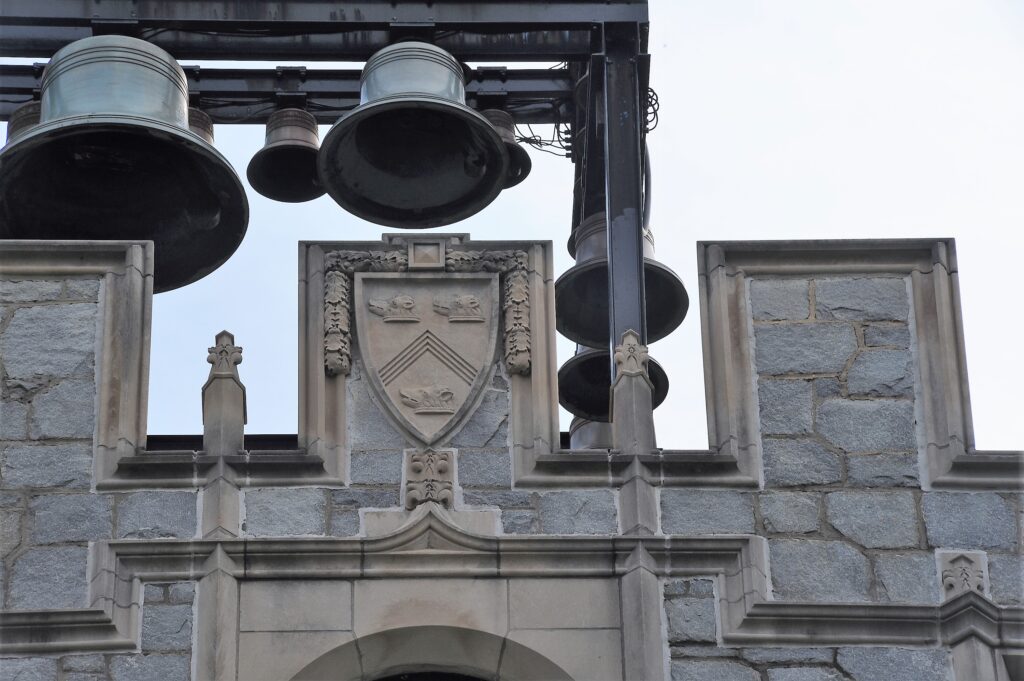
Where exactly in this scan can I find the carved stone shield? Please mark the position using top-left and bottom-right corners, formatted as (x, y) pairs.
(355, 272), (499, 445)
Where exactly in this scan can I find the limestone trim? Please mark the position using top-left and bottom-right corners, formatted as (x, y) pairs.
(0, 241), (155, 488)
(2, 509), (1021, 655)
(697, 238), (1023, 491)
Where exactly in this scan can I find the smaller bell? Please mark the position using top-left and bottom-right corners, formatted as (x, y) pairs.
(480, 109), (531, 188)
(5, 101), (41, 145)
(556, 212), (689, 347)
(558, 344), (668, 422)
(188, 107), (215, 144)
(568, 416), (612, 450)
(247, 108), (325, 203)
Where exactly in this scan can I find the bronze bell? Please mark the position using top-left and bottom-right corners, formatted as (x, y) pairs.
(0, 35), (249, 293)
(556, 212), (689, 347)
(558, 344), (669, 422)
(480, 109), (531, 188)
(4, 101), (41, 145)
(247, 108), (325, 203)
(317, 41), (509, 228)
(568, 416), (612, 450)
(188, 107), (215, 145)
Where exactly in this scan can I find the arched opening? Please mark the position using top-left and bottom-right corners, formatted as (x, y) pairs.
(290, 625), (574, 681)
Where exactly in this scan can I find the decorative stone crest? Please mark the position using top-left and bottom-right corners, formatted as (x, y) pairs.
(324, 245), (530, 378)
(614, 329), (649, 377)
(355, 272), (499, 444)
(369, 294), (420, 322)
(939, 551), (989, 600)
(433, 294), (484, 322)
(405, 449), (454, 510)
(400, 385), (456, 414)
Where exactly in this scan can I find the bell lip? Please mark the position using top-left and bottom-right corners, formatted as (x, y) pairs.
(318, 95), (509, 229)
(0, 113), (249, 293)
(557, 347), (669, 422)
(554, 257), (690, 346)
(246, 140), (326, 203)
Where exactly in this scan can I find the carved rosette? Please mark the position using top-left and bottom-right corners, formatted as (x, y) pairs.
(324, 247), (531, 377)
(405, 450), (454, 510)
(614, 329), (649, 378)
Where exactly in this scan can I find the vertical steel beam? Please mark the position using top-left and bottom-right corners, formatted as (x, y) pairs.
(603, 22), (648, 376)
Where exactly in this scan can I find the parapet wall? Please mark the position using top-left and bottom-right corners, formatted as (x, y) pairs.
(0, 237), (1020, 681)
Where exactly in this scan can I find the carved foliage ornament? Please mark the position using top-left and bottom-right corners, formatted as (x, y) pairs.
(324, 248), (530, 377)
(406, 450), (454, 510)
(614, 329), (649, 378)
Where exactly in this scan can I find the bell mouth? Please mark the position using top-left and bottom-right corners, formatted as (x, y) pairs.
(555, 258), (689, 346)
(558, 347), (669, 422)
(0, 114), (249, 293)
(247, 142), (325, 203)
(317, 95), (509, 228)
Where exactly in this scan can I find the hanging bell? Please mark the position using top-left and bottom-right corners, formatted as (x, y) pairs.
(558, 344), (669, 422)
(317, 41), (509, 228)
(4, 101), (41, 145)
(556, 212), (689, 347)
(568, 416), (612, 450)
(188, 107), (215, 145)
(0, 35), (249, 293)
(247, 108), (325, 203)
(480, 109), (531, 188)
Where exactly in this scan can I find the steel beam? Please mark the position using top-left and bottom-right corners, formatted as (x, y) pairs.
(0, 1), (647, 60)
(0, 65), (573, 124)
(603, 22), (648, 369)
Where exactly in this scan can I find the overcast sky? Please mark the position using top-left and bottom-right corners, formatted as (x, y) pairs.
(6, 1), (1021, 450)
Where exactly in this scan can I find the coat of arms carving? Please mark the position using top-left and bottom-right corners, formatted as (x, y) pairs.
(355, 272), (499, 444)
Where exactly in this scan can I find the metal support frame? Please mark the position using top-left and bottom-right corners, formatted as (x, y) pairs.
(603, 22), (649, 362)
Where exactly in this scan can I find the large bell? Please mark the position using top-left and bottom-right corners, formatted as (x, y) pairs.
(317, 41), (509, 228)
(0, 35), (248, 293)
(480, 109), (531, 188)
(558, 345), (669, 422)
(556, 212), (689, 347)
(247, 108), (325, 203)
(568, 416), (612, 450)
(5, 101), (41, 145)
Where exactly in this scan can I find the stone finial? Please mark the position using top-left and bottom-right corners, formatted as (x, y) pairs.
(939, 551), (989, 601)
(405, 449), (454, 510)
(207, 330), (243, 378)
(614, 329), (649, 378)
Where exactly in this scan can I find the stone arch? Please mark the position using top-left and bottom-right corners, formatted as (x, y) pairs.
(290, 625), (574, 681)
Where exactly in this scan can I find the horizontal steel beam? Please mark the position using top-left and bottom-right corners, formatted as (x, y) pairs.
(0, 1), (647, 60)
(0, 65), (574, 124)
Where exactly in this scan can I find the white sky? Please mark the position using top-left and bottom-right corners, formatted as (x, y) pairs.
(6, 1), (1022, 449)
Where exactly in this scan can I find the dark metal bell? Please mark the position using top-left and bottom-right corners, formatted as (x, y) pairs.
(247, 108), (325, 203)
(480, 109), (531, 188)
(556, 212), (689, 347)
(568, 416), (612, 450)
(188, 107), (215, 144)
(0, 35), (249, 293)
(558, 345), (669, 422)
(4, 101), (41, 145)
(317, 41), (509, 228)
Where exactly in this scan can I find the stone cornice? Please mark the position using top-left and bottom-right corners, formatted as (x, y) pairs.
(2, 508), (1021, 653)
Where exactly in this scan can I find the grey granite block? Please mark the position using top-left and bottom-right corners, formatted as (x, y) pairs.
(330, 487), (400, 509)
(10, 546), (88, 609)
(457, 449), (511, 487)
(846, 452), (920, 487)
(1, 303), (97, 379)
(825, 491), (919, 548)
(501, 509), (537, 534)
(665, 596), (717, 642)
(874, 552), (940, 604)
(0, 280), (64, 303)
(110, 654), (190, 681)
(30, 493), (112, 544)
(29, 378), (96, 439)
(142, 604), (193, 652)
(671, 659), (759, 681)
(0, 657), (59, 681)
(767, 669), (844, 681)
(350, 450), (403, 485)
(762, 438), (842, 487)
(816, 399), (916, 452)
(449, 389), (509, 447)
(168, 582), (195, 605)
(750, 278), (810, 321)
(244, 487), (326, 537)
(1, 399), (29, 439)
(2, 443), (92, 489)
(922, 492), (1017, 551)
(836, 647), (949, 681)
(62, 654), (106, 672)
(760, 492), (820, 534)
(988, 553), (1023, 605)
(117, 491), (197, 539)
(537, 490), (616, 535)
(758, 379), (813, 435)
(329, 509), (361, 536)
(662, 490), (755, 534)
(847, 349), (913, 398)
(815, 277), (909, 322)
(754, 323), (857, 375)
(740, 648), (834, 664)
(863, 324), (911, 348)
(769, 539), (871, 602)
